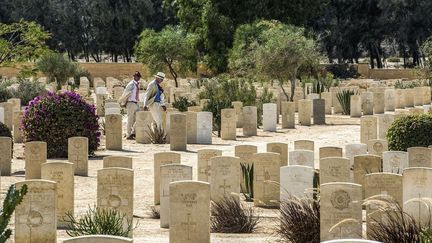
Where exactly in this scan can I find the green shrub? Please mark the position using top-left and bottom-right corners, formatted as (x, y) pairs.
(240, 163), (253, 202)
(22, 91), (100, 158)
(387, 114), (432, 151)
(172, 96), (197, 112)
(65, 206), (133, 237)
(37, 53), (78, 90)
(145, 124), (167, 144)
(0, 79), (16, 103)
(337, 90), (358, 115)
(0, 184), (27, 242)
(0, 122), (13, 156)
(325, 63), (359, 79)
(9, 79), (46, 106)
(72, 66), (91, 88)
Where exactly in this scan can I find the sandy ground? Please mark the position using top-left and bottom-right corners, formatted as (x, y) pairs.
(3, 114), (360, 243)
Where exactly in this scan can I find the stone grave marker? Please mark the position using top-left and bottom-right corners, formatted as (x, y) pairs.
(320, 157), (351, 184)
(423, 86), (431, 104)
(360, 116), (378, 144)
(15, 180), (56, 242)
(186, 112), (198, 144)
(382, 151), (408, 174)
(97, 168), (134, 236)
(169, 181), (210, 243)
(281, 101), (295, 128)
(25, 141), (47, 179)
(361, 92), (374, 115)
(408, 147), (432, 167)
(353, 155), (381, 197)
(403, 167), (432, 225)
(253, 153), (280, 207)
(331, 87), (343, 114)
(41, 161), (74, 228)
(170, 113), (187, 151)
(210, 156), (241, 202)
(267, 142), (288, 166)
(263, 103), (277, 132)
(384, 89), (395, 111)
(135, 111), (154, 144)
(298, 99), (312, 126)
(0, 102), (13, 129)
(232, 101), (243, 128)
(0, 137), (11, 175)
(345, 143), (368, 167)
(395, 89), (405, 109)
(321, 92), (332, 114)
(13, 110), (23, 143)
(373, 91), (385, 114)
(293, 90), (304, 112)
(7, 98), (20, 112)
(160, 164), (192, 228)
(105, 114), (122, 150)
(319, 147), (343, 159)
(103, 156), (133, 169)
(313, 99), (326, 124)
(154, 152), (181, 205)
(221, 109), (236, 140)
(350, 95), (362, 117)
(405, 88), (415, 107)
(294, 139), (314, 151)
(280, 165), (314, 200)
(377, 114), (394, 139)
(68, 137), (88, 176)
(242, 106), (257, 136)
(320, 182), (362, 241)
(367, 139), (388, 157)
(414, 87), (423, 106)
(196, 112), (212, 144)
(197, 149), (222, 182)
(289, 150), (314, 168)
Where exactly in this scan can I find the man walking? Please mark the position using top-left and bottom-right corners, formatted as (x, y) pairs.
(143, 72), (166, 128)
(119, 71), (141, 139)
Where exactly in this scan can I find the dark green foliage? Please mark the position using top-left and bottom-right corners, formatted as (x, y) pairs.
(312, 170), (319, 200)
(325, 64), (359, 79)
(336, 90), (358, 115)
(65, 206), (133, 237)
(211, 195), (260, 233)
(172, 96), (197, 112)
(0, 122), (11, 138)
(277, 197), (320, 243)
(387, 114), (432, 151)
(9, 79), (46, 106)
(0, 184), (28, 242)
(37, 53), (78, 90)
(145, 124), (167, 144)
(240, 163), (253, 202)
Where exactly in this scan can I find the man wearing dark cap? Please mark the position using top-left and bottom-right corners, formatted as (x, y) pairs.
(119, 71), (141, 139)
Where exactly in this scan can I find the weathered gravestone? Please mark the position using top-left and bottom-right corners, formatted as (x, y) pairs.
(210, 156), (241, 202)
(135, 111), (153, 144)
(97, 168), (134, 236)
(105, 114), (122, 150)
(281, 101), (295, 128)
(154, 152), (181, 205)
(196, 112), (212, 144)
(321, 92), (332, 115)
(345, 143), (368, 167)
(320, 157), (351, 184)
(15, 180), (57, 243)
(330, 87), (343, 114)
(395, 89), (406, 109)
(253, 153), (280, 207)
(68, 137), (88, 176)
(414, 87), (424, 106)
(373, 92), (385, 114)
(103, 156), (133, 169)
(160, 164), (192, 228)
(367, 139), (388, 157)
(361, 92), (374, 115)
(408, 147), (432, 167)
(360, 116), (378, 144)
(169, 181), (210, 243)
(280, 165), (314, 200)
(405, 89), (415, 107)
(320, 147), (343, 159)
(298, 99), (312, 126)
(350, 95), (362, 117)
(0, 137), (11, 175)
(423, 86), (431, 105)
(382, 151), (408, 174)
(267, 142), (288, 166)
(197, 149), (222, 182)
(13, 110), (23, 143)
(313, 99), (326, 124)
(170, 113), (187, 151)
(403, 167), (432, 225)
(377, 114), (394, 139)
(353, 155), (381, 197)
(289, 150), (314, 168)
(320, 182), (362, 241)
(242, 106), (257, 136)
(263, 103), (277, 132)
(232, 101), (243, 128)
(221, 109), (236, 140)
(0, 102), (13, 129)
(41, 161), (74, 228)
(63, 235), (133, 243)
(294, 139), (314, 151)
(25, 141), (47, 179)
(186, 112), (198, 144)
(384, 89), (395, 111)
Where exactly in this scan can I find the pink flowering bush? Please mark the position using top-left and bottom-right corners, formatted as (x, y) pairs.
(22, 91), (100, 158)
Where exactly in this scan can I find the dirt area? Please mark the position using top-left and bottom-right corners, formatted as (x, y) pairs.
(3, 114), (360, 242)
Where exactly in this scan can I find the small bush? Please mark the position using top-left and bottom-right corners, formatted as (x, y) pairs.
(73, 66), (91, 88)
(9, 79), (46, 106)
(211, 195), (260, 233)
(0, 122), (13, 156)
(172, 96), (197, 112)
(149, 206), (160, 219)
(0, 184), (27, 242)
(37, 53), (78, 90)
(65, 206), (133, 237)
(337, 90), (358, 115)
(145, 124), (167, 144)
(22, 91), (100, 158)
(277, 197), (320, 243)
(325, 63), (359, 79)
(387, 114), (432, 151)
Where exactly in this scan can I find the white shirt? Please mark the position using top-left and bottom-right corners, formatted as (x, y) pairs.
(127, 80), (139, 102)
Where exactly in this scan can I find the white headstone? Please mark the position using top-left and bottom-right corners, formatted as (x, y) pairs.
(280, 165), (314, 200)
(263, 103), (277, 132)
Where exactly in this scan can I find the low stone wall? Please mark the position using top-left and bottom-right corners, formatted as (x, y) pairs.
(357, 63), (420, 80)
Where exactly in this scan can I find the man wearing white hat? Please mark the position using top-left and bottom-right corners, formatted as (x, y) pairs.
(143, 72), (167, 128)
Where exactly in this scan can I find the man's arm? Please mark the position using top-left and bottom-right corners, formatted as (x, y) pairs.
(143, 82), (156, 109)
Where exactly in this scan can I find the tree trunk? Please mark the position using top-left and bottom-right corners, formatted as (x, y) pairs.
(289, 69), (297, 102)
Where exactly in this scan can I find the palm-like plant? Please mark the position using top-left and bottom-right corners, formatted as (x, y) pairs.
(337, 90), (358, 115)
(240, 163), (254, 202)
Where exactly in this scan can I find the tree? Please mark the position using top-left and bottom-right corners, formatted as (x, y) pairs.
(36, 53), (78, 90)
(0, 184), (28, 242)
(135, 26), (198, 87)
(0, 20), (50, 66)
